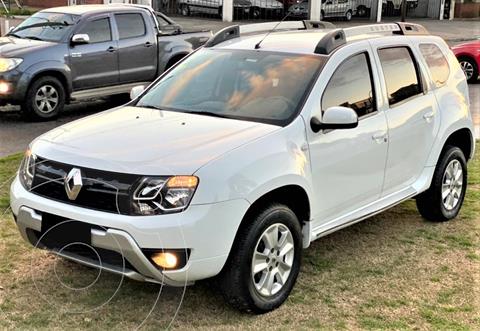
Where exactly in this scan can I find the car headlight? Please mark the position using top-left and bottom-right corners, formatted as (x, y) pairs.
(19, 148), (36, 191)
(132, 176), (199, 215)
(0, 58), (23, 72)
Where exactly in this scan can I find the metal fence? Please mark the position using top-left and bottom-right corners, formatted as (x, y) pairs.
(153, 0), (445, 22)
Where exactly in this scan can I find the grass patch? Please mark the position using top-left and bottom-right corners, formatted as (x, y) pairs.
(0, 145), (479, 329)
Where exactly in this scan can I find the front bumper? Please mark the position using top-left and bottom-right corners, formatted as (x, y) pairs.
(11, 177), (250, 286)
(0, 69), (30, 104)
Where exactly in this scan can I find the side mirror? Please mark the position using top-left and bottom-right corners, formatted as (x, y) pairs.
(310, 106), (358, 133)
(71, 34), (90, 45)
(130, 85), (146, 100)
(9, 26), (15, 32)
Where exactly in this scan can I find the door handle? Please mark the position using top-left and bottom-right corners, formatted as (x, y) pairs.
(423, 111), (435, 123)
(107, 46), (117, 53)
(144, 42), (154, 48)
(372, 132), (388, 143)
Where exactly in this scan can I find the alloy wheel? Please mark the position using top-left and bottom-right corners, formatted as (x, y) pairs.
(35, 85), (59, 114)
(460, 61), (474, 80)
(251, 223), (294, 297)
(442, 159), (463, 211)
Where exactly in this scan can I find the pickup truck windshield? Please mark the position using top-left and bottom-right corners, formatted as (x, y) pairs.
(10, 12), (80, 42)
(137, 49), (325, 126)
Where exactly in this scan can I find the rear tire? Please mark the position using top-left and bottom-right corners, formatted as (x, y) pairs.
(219, 203), (302, 313)
(416, 146), (468, 222)
(356, 5), (367, 17)
(345, 10), (353, 21)
(21, 76), (65, 121)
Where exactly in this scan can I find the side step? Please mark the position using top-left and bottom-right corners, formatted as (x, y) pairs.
(70, 82), (151, 101)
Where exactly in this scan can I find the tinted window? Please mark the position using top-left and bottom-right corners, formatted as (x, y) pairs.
(322, 53), (376, 118)
(137, 49), (325, 126)
(419, 43), (450, 87)
(378, 47), (422, 106)
(116, 13), (146, 39)
(79, 18), (112, 43)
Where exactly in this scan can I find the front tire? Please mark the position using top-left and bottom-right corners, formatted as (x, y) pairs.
(219, 204), (302, 313)
(416, 146), (468, 222)
(458, 57), (478, 83)
(21, 76), (65, 121)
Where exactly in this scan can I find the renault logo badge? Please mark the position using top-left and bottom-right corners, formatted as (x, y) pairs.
(65, 168), (83, 200)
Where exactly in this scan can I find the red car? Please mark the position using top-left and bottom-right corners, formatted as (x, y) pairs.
(452, 40), (480, 83)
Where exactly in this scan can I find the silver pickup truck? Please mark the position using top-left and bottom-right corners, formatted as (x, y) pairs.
(0, 4), (212, 120)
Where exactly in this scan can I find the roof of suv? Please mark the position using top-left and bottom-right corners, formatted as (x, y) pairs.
(43, 4), (144, 15)
(206, 21), (431, 56)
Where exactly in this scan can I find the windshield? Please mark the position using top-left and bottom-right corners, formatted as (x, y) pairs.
(10, 12), (80, 42)
(136, 49), (325, 125)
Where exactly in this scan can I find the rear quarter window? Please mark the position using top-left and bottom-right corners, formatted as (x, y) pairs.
(419, 43), (450, 87)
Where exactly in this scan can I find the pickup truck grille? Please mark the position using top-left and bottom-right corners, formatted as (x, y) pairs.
(31, 158), (141, 215)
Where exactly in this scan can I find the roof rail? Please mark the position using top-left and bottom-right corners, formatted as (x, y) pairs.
(343, 22), (429, 38)
(204, 20), (335, 48)
(313, 22), (429, 55)
(314, 29), (346, 55)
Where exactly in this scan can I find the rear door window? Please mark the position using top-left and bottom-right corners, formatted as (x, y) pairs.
(419, 43), (450, 87)
(378, 47), (422, 107)
(115, 13), (146, 39)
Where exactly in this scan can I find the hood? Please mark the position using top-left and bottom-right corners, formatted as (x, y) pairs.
(31, 106), (280, 175)
(0, 37), (55, 57)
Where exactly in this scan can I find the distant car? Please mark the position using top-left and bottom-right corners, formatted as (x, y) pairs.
(451, 40), (480, 83)
(0, 4), (212, 120)
(288, 0), (355, 20)
(178, 0), (252, 18)
(250, 0), (284, 18)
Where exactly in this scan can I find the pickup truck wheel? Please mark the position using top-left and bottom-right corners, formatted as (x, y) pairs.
(458, 57), (478, 83)
(416, 146), (467, 222)
(219, 203), (302, 313)
(179, 4), (190, 16)
(22, 76), (65, 121)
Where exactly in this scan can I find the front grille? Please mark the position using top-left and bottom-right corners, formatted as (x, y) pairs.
(31, 158), (141, 215)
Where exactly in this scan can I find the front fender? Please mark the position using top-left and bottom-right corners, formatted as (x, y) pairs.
(24, 61), (72, 94)
(192, 118), (314, 209)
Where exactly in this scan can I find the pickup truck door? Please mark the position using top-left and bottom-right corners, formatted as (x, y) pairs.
(306, 43), (388, 227)
(69, 14), (119, 90)
(114, 12), (158, 83)
(369, 40), (440, 197)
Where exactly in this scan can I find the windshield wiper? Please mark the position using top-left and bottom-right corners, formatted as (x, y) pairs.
(137, 104), (163, 111)
(184, 111), (231, 119)
(6, 32), (22, 39)
(24, 36), (44, 41)
(13, 22), (70, 33)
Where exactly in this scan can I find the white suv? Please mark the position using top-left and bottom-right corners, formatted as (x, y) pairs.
(11, 21), (475, 313)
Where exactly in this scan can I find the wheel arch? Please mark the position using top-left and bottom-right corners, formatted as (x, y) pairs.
(28, 69), (71, 101)
(441, 128), (474, 161)
(239, 184), (312, 249)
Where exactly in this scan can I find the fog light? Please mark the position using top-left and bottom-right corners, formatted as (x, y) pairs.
(151, 252), (178, 269)
(0, 82), (9, 94)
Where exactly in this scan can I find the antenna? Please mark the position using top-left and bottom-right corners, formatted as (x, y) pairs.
(254, 2), (303, 50)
